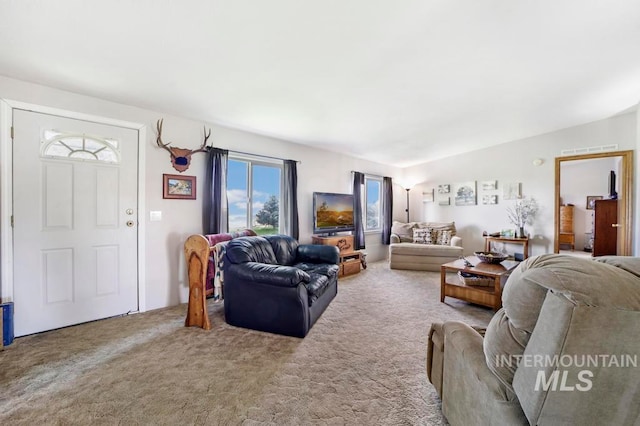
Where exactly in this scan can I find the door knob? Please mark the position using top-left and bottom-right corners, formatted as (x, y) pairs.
(612, 223), (621, 228)
(126, 220), (135, 227)
(126, 209), (134, 215)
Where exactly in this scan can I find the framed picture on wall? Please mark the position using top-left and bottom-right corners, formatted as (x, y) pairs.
(438, 197), (451, 206)
(438, 184), (451, 194)
(454, 181), (477, 206)
(503, 182), (521, 200)
(481, 180), (497, 191)
(163, 174), (196, 199)
(482, 194), (498, 205)
(586, 195), (603, 210)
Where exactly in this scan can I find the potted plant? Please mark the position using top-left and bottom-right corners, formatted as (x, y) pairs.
(506, 197), (538, 238)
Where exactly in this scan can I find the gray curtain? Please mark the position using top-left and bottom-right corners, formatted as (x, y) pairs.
(382, 176), (393, 244)
(283, 160), (299, 239)
(203, 148), (228, 234)
(352, 171), (366, 250)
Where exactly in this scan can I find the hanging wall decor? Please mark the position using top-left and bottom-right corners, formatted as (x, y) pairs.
(438, 184), (451, 194)
(439, 197), (451, 206)
(454, 181), (477, 206)
(156, 119), (212, 172)
(481, 180), (498, 191)
(503, 182), (521, 200)
(482, 194), (498, 205)
(163, 174), (196, 199)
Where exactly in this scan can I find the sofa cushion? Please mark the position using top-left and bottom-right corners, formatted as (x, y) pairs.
(294, 262), (339, 279)
(292, 262), (338, 305)
(229, 262), (310, 286)
(594, 255), (640, 278)
(412, 228), (434, 244)
(391, 221), (417, 242)
(505, 255), (640, 319)
(297, 245), (340, 265)
(265, 234), (299, 266)
(482, 308), (531, 392)
(389, 242), (462, 257)
(304, 274), (331, 305)
(225, 236), (278, 264)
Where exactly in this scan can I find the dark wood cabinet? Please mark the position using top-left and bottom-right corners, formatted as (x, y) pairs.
(592, 199), (618, 256)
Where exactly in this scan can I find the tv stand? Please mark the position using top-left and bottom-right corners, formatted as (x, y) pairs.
(311, 235), (362, 277)
(316, 232), (338, 237)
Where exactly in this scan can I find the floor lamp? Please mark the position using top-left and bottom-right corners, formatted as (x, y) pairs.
(405, 188), (411, 222)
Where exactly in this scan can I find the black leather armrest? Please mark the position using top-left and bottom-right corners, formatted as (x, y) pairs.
(297, 244), (340, 264)
(229, 262), (310, 287)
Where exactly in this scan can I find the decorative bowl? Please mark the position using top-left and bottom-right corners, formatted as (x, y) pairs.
(474, 251), (508, 264)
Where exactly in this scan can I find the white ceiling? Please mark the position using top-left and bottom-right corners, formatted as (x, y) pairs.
(1, 1), (639, 167)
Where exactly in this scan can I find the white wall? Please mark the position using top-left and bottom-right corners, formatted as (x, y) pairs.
(403, 112), (637, 257)
(0, 75), (402, 311)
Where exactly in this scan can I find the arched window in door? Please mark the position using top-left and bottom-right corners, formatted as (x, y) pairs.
(41, 130), (120, 163)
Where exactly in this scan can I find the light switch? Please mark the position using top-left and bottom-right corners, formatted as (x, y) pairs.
(150, 211), (162, 221)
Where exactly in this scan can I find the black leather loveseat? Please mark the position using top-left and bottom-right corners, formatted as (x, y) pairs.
(223, 235), (340, 337)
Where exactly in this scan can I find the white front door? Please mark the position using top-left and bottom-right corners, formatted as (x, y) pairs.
(12, 109), (139, 336)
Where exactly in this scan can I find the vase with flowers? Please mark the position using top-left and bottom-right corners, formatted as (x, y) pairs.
(506, 197), (538, 238)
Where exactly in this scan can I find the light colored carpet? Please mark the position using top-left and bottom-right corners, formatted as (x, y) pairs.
(0, 262), (493, 425)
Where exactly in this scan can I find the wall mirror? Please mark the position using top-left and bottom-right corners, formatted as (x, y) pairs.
(554, 150), (633, 255)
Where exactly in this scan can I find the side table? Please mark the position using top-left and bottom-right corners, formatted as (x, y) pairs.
(483, 236), (529, 259)
(440, 256), (520, 311)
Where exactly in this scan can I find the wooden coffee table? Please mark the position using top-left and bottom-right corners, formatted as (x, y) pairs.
(440, 256), (520, 311)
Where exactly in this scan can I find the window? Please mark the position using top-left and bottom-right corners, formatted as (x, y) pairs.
(41, 130), (120, 163)
(364, 176), (382, 231)
(227, 157), (282, 235)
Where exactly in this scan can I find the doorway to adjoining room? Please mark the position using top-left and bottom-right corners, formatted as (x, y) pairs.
(554, 150), (633, 257)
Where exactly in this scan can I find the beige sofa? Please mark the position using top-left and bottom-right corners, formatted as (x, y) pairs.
(427, 254), (640, 425)
(388, 221), (463, 271)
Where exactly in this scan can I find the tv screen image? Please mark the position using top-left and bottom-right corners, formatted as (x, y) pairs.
(313, 192), (355, 235)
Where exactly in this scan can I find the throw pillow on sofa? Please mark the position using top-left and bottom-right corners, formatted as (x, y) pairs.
(436, 229), (452, 245)
(413, 228), (434, 244)
(390, 221), (458, 244)
(392, 221), (418, 242)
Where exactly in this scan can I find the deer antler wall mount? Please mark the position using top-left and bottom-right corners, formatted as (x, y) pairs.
(156, 118), (212, 172)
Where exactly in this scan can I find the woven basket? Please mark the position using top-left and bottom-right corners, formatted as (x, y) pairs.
(458, 271), (493, 287)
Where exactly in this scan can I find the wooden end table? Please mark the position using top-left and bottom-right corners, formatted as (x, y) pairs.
(440, 256), (520, 311)
(483, 236), (529, 259)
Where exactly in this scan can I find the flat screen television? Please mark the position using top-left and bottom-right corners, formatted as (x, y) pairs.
(609, 170), (618, 199)
(313, 192), (355, 235)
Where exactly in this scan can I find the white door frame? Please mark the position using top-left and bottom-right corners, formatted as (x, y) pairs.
(0, 99), (147, 313)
